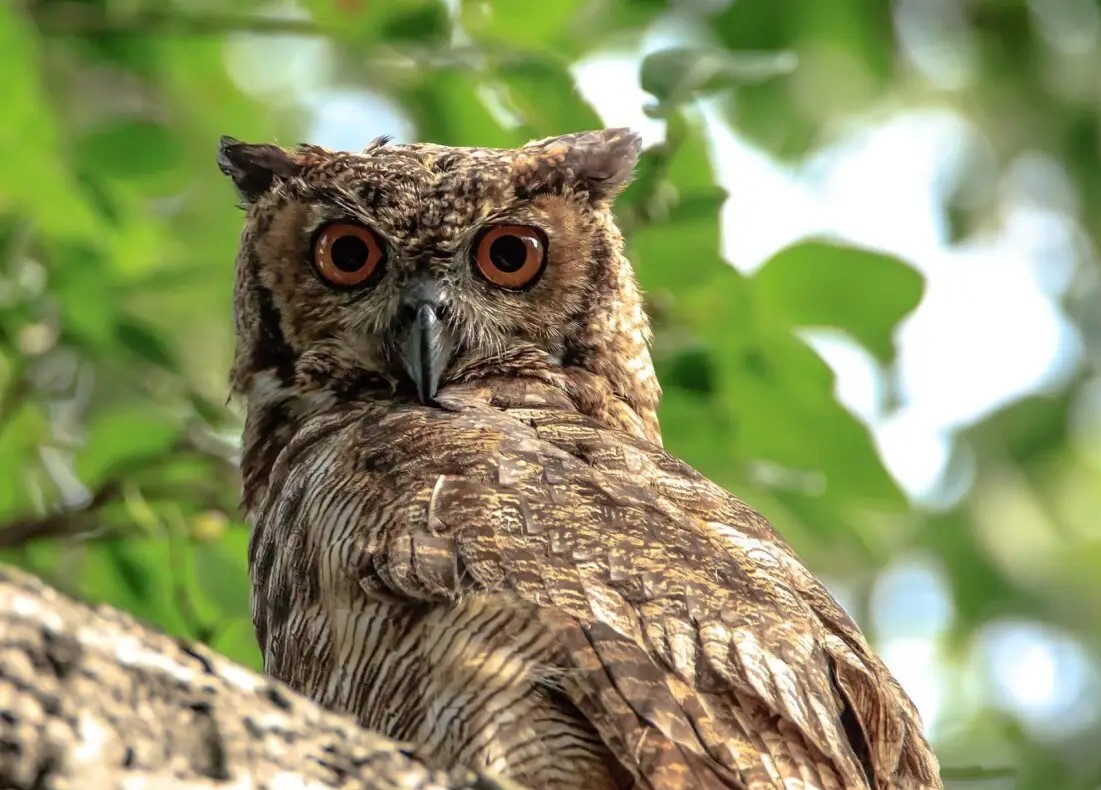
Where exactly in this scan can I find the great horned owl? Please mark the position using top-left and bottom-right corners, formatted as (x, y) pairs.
(218, 129), (942, 790)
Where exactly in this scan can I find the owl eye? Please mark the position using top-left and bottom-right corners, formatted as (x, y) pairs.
(473, 225), (547, 290)
(313, 222), (385, 288)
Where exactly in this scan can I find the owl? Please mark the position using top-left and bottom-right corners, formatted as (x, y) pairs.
(218, 129), (942, 790)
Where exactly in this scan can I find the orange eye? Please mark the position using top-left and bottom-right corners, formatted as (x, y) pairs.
(313, 222), (385, 288)
(473, 225), (547, 290)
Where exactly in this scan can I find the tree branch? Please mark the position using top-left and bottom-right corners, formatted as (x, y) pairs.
(0, 563), (524, 790)
(29, 3), (326, 38)
(0, 480), (121, 548)
(0, 434), (239, 550)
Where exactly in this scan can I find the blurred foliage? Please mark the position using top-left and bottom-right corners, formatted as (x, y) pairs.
(1, 1), (1099, 787)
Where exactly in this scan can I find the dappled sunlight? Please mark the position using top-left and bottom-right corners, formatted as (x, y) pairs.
(893, 0), (977, 90)
(979, 619), (1101, 738)
(224, 2), (332, 103)
(705, 110), (1086, 505)
(871, 554), (953, 735)
(882, 637), (947, 738)
(573, 52), (666, 148)
(306, 89), (414, 150)
(871, 552), (955, 640)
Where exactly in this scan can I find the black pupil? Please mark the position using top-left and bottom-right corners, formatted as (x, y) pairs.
(489, 235), (529, 273)
(331, 234), (370, 272)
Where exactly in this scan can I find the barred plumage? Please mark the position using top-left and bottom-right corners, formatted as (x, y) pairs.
(220, 129), (943, 789)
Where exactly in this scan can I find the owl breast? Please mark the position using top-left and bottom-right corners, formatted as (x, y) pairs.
(249, 442), (620, 790)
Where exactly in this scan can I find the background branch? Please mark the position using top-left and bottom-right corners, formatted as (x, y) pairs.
(0, 435), (238, 550)
(0, 479), (121, 548)
(28, 3), (325, 38)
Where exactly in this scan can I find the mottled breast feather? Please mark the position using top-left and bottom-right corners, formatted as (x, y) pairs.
(248, 376), (943, 790)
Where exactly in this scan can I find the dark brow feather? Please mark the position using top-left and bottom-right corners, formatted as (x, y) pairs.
(299, 185), (371, 220)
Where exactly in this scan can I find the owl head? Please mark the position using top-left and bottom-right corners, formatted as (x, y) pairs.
(218, 129), (660, 442)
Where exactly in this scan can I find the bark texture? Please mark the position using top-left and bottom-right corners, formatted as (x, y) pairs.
(0, 564), (522, 790)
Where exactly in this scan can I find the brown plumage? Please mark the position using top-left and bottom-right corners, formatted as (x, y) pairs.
(218, 128), (943, 790)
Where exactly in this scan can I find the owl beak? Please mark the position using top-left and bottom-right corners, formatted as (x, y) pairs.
(398, 302), (453, 404)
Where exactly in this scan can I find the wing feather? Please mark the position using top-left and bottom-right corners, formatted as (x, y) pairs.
(257, 383), (942, 790)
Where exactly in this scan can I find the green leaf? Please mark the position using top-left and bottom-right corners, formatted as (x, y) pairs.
(666, 260), (904, 510)
(400, 71), (524, 148)
(497, 56), (602, 136)
(752, 240), (924, 363)
(626, 121), (731, 293)
(719, 328), (905, 508)
(0, 402), (48, 522)
(714, 2), (892, 81)
(630, 203), (728, 292)
(658, 386), (742, 490)
(49, 242), (119, 350)
(210, 618), (263, 671)
(77, 538), (191, 639)
(379, 2), (450, 42)
(76, 120), (184, 184)
(77, 406), (179, 488)
(462, 0), (583, 52)
(0, 4), (99, 239)
(306, 0), (448, 43)
(664, 113), (721, 193)
(117, 317), (179, 372)
(967, 391), (1072, 465)
(655, 344), (716, 395)
(710, 2), (892, 160)
(641, 46), (797, 108)
(194, 532), (251, 618)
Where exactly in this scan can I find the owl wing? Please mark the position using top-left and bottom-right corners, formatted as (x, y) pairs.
(259, 380), (942, 790)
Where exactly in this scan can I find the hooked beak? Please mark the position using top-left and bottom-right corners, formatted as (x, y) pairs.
(397, 301), (454, 404)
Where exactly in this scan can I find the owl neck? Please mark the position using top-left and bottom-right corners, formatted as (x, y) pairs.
(238, 333), (661, 512)
(565, 230), (662, 445)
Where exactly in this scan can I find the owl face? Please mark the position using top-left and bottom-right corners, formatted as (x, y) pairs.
(220, 130), (642, 407)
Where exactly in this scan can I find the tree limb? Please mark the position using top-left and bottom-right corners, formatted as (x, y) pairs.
(28, 3), (326, 38)
(0, 563), (524, 790)
(0, 481), (121, 549)
(0, 435), (238, 550)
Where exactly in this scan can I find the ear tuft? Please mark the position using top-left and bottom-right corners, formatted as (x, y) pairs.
(217, 136), (302, 202)
(516, 128), (642, 202)
(565, 128), (642, 199)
